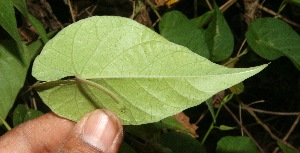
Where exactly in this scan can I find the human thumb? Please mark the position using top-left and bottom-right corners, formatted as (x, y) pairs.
(56, 109), (123, 153)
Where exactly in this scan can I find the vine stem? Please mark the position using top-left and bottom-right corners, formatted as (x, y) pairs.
(201, 94), (234, 145)
(223, 104), (265, 153)
(74, 76), (123, 104)
(0, 113), (11, 131)
(242, 103), (298, 151)
(145, 0), (161, 20)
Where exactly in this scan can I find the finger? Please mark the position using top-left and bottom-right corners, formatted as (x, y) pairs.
(56, 109), (123, 153)
(0, 113), (75, 152)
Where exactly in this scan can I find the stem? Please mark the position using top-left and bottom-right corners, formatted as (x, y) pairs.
(276, 1), (287, 17)
(201, 94), (233, 144)
(223, 104), (265, 153)
(145, 0), (161, 20)
(74, 76), (123, 104)
(201, 123), (214, 144)
(273, 114), (300, 153)
(223, 48), (248, 67)
(258, 4), (300, 28)
(0, 113), (11, 131)
(242, 103), (298, 151)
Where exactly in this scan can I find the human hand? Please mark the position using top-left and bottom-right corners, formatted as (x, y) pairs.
(0, 109), (123, 153)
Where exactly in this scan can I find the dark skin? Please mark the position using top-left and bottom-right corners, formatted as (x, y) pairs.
(0, 109), (123, 153)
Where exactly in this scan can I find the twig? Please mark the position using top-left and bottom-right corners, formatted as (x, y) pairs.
(220, 0), (237, 13)
(74, 76), (123, 104)
(67, 0), (76, 22)
(223, 104), (265, 153)
(195, 109), (208, 125)
(242, 103), (298, 151)
(242, 106), (300, 116)
(0, 113), (11, 131)
(239, 102), (244, 136)
(248, 100), (265, 106)
(272, 114), (300, 153)
(237, 39), (247, 56)
(145, 0), (161, 20)
(258, 4), (300, 28)
(223, 48), (248, 66)
(205, 0), (213, 10)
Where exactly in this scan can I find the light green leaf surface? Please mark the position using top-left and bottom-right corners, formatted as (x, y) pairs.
(246, 17), (300, 70)
(216, 136), (259, 153)
(32, 16), (266, 125)
(204, 3), (234, 62)
(159, 11), (209, 58)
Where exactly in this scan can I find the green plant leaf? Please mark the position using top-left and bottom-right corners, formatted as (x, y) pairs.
(13, 104), (27, 127)
(159, 11), (209, 58)
(216, 136), (259, 153)
(23, 109), (43, 122)
(32, 16), (267, 125)
(0, 0), (26, 58)
(12, 0), (49, 43)
(285, 0), (300, 6)
(204, 2), (234, 62)
(0, 40), (29, 125)
(216, 125), (236, 130)
(160, 132), (206, 153)
(12, 104), (43, 127)
(119, 142), (137, 153)
(246, 17), (300, 70)
(278, 141), (299, 153)
(0, 34), (48, 125)
(190, 11), (213, 28)
(205, 97), (216, 122)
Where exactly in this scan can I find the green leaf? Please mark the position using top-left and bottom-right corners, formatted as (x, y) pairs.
(216, 136), (259, 153)
(205, 97), (216, 122)
(0, 40), (29, 125)
(0, 0), (26, 58)
(13, 0), (49, 43)
(13, 104), (43, 127)
(216, 125), (236, 130)
(0, 34), (48, 125)
(159, 116), (196, 135)
(246, 17), (300, 70)
(285, 0), (300, 6)
(160, 132), (206, 153)
(119, 142), (137, 153)
(278, 141), (299, 153)
(23, 109), (43, 121)
(159, 11), (210, 58)
(32, 16), (267, 125)
(190, 11), (213, 28)
(13, 104), (27, 127)
(204, 3), (234, 62)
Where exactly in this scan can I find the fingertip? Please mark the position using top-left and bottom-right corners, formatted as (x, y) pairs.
(57, 109), (123, 153)
(81, 109), (123, 152)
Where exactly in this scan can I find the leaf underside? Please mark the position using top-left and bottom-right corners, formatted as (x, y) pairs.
(33, 16), (266, 125)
